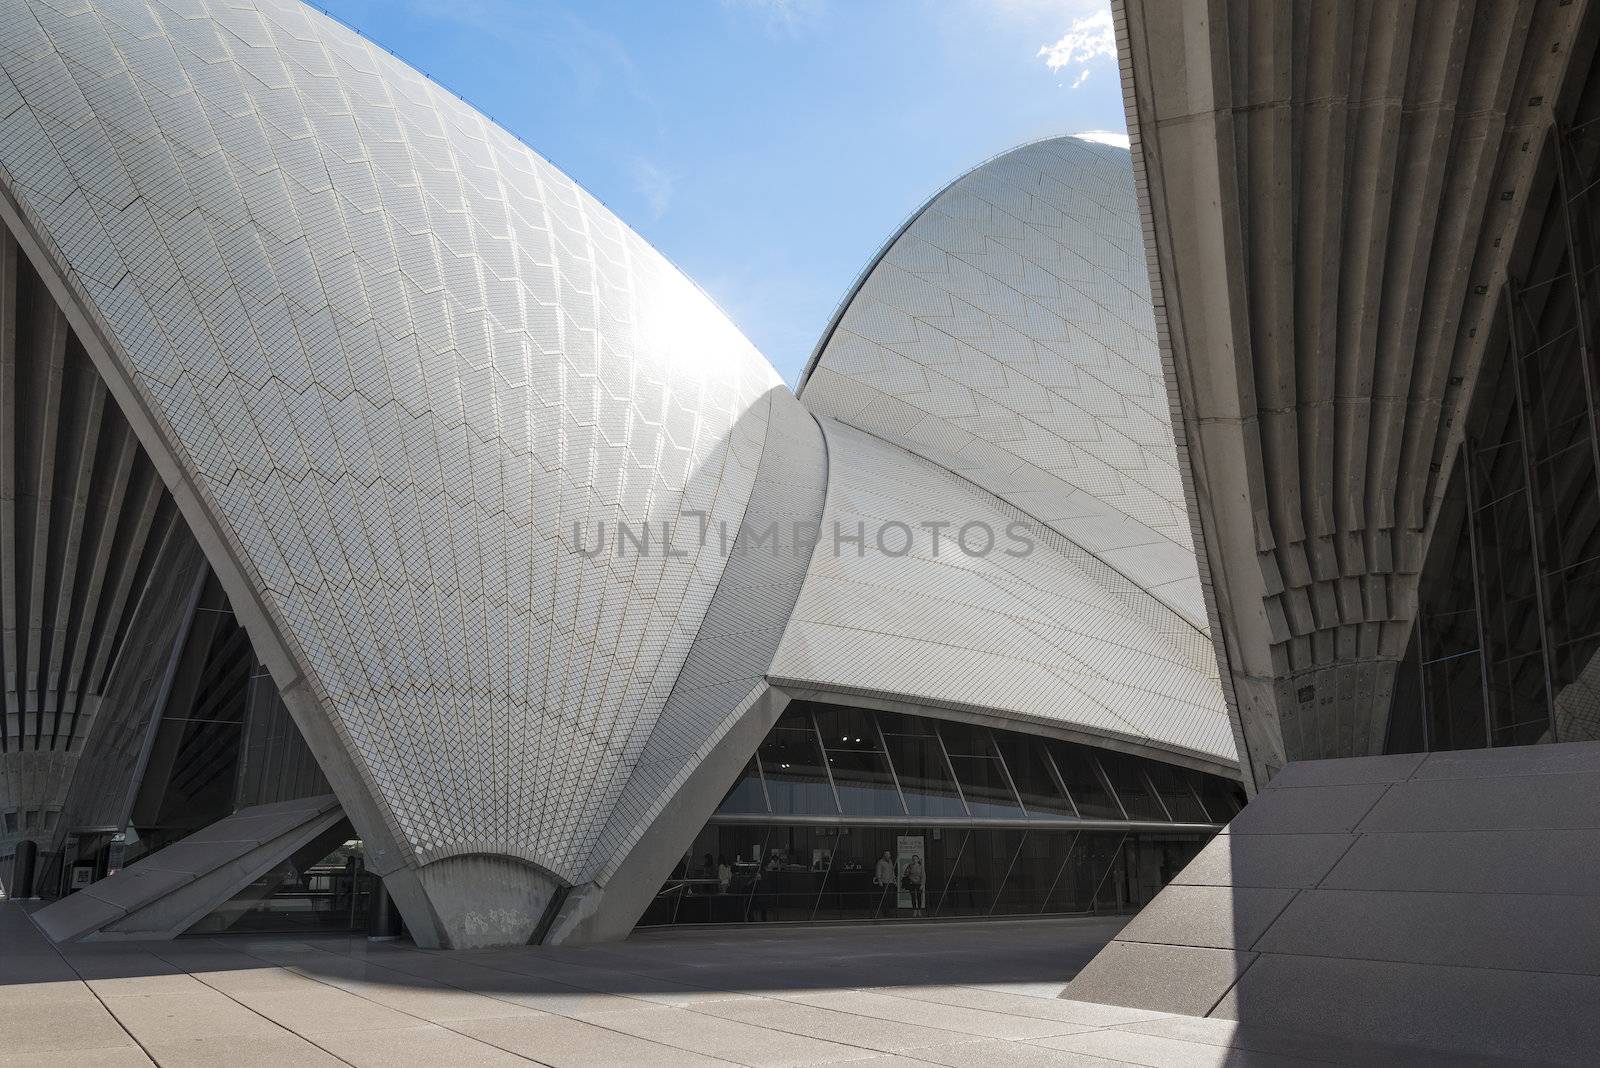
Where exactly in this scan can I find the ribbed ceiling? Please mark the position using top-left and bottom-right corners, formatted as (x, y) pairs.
(1118, 0), (1599, 784)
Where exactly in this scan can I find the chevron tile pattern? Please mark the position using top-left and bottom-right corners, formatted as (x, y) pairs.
(588, 389), (826, 883)
(802, 138), (1205, 630)
(0, 0), (783, 883)
(771, 418), (1233, 766)
(0, 0), (1237, 939)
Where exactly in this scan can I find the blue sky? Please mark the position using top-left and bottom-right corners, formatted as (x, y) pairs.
(317, 0), (1126, 384)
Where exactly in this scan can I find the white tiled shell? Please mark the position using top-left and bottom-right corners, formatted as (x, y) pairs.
(0, 0), (786, 881)
(771, 419), (1234, 766)
(801, 137), (1207, 631)
(586, 390), (825, 883)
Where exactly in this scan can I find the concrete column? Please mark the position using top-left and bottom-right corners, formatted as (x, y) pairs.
(11, 839), (36, 898)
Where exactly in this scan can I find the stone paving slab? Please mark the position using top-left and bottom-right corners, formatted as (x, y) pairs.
(311, 1023), (539, 1067)
(0, 902), (1526, 1066)
(1033, 1027), (1326, 1067)
(0, 998), (137, 1056)
(0, 1048), (154, 1067)
(451, 1012), (747, 1066)
(782, 988), (1092, 1040)
(139, 1032), (348, 1068)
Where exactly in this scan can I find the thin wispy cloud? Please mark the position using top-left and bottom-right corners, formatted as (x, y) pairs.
(403, 0), (661, 125)
(630, 158), (676, 219)
(1038, 4), (1115, 89)
(721, 0), (823, 34)
(327, 0), (1138, 379)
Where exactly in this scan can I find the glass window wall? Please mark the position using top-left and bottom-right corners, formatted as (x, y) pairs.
(1195, 773), (1246, 823)
(188, 824), (373, 935)
(718, 703), (1238, 827)
(679, 700), (1240, 927)
(756, 712), (836, 815)
(1048, 743), (1123, 820)
(718, 757), (768, 815)
(1094, 750), (1168, 822)
(1146, 762), (1209, 823)
(937, 721), (1025, 819)
(991, 731), (1078, 818)
(641, 824), (1210, 927)
(813, 705), (903, 816)
(877, 711), (967, 818)
(1388, 120), (1600, 753)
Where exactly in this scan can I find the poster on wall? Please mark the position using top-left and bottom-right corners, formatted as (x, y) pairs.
(895, 834), (925, 911)
(106, 833), (126, 877)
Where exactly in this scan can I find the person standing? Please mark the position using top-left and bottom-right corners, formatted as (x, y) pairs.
(904, 854), (925, 916)
(873, 849), (896, 917)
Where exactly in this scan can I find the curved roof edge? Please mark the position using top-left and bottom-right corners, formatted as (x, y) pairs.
(306, 5), (776, 380)
(0, 0), (787, 899)
(795, 135), (1108, 394)
(798, 135), (1206, 637)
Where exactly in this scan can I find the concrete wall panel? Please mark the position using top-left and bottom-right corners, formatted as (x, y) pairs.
(1064, 742), (1600, 1064)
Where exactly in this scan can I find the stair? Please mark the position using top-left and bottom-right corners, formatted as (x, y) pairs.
(33, 794), (344, 942)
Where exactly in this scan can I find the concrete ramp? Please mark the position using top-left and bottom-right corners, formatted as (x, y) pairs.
(1063, 741), (1600, 1065)
(34, 794), (344, 942)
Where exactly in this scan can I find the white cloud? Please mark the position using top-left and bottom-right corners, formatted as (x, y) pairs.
(721, 0), (823, 33)
(630, 158), (675, 219)
(402, 1), (660, 123)
(1072, 129), (1130, 149)
(1038, 5), (1116, 86)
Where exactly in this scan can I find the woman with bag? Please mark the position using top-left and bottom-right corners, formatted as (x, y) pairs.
(902, 855), (925, 916)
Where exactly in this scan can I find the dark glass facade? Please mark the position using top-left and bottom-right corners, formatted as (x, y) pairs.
(188, 827), (376, 935)
(40, 572), (353, 922)
(641, 701), (1242, 927)
(1389, 121), (1600, 753)
(645, 824), (1209, 926)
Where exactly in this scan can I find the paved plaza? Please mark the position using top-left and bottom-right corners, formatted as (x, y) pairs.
(0, 903), (1505, 1067)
